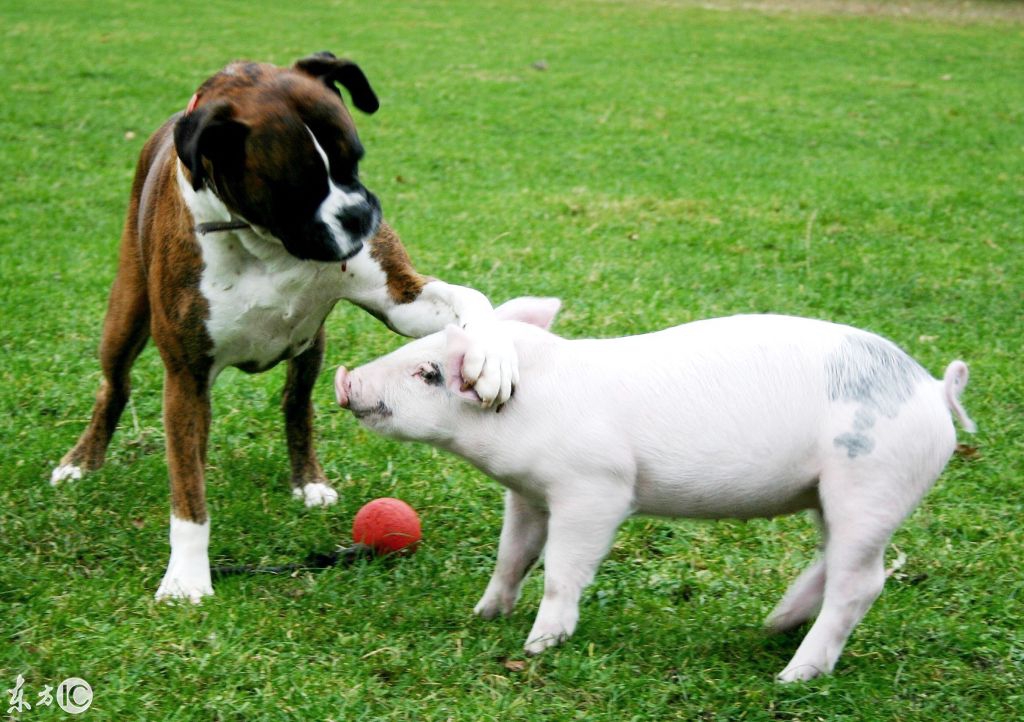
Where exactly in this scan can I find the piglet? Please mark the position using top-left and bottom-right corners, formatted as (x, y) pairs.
(335, 298), (976, 682)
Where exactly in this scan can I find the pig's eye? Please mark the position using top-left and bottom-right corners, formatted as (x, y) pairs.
(416, 362), (444, 387)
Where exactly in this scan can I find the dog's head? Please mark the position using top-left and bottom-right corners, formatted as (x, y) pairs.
(174, 52), (381, 262)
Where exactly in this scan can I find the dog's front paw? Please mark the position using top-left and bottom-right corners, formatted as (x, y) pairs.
(460, 322), (519, 409)
(155, 576), (213, 604)
(155, 564), (213, 604)
(156, 517), (212, 604)
(50, 463), (83, 486)
(292, 482), (339, 508)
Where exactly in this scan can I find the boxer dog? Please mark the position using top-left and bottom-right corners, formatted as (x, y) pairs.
(51, 52), (517, 603)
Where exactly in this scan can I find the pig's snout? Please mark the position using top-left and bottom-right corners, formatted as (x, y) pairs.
(334, 366), (350, 408)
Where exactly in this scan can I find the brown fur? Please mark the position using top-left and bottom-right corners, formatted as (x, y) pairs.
(57, 57), (430, 529)
(370, 222), (429, 303)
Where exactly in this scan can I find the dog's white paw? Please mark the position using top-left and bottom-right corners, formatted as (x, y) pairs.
(155, 555), (213, 604)
(153, 573), (211, 602)
(156, 516), (212, 604)
(50, 463), (83, 486)
(292, 482), (339, 508)
(155, 573), (213, 604)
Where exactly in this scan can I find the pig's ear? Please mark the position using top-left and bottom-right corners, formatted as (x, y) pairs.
(444, 325), (483, 403)
(493, 297), (561, 330)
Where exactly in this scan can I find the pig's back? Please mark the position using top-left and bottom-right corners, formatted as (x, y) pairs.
(542, 314), (938, 519)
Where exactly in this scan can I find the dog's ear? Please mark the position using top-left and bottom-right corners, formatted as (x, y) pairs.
(174, 100), (250, 192)
(294, 51), (379, 114)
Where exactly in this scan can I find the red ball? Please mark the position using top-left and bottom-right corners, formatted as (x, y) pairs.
(352, 498), (422, 555)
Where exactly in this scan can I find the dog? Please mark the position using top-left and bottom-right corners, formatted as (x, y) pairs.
(335, 298), (976, 681)
(51, 52), (517, 603)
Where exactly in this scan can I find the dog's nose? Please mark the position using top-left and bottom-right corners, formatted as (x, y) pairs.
(334, 366), (350, 408)
(337, 200), (377, 240)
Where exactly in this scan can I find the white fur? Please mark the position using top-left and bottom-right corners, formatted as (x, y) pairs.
(178, 163), (348, 377)
(339, 304), (975, 680)
(155, 515), (213, 603)
(292, 481), (339, 507)
(176, 162), (515, 405)
(306, 128), (375, 260)
(50, 463), (82, 485)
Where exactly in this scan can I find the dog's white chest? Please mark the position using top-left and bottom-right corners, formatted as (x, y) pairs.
(198, 231), (345, 375)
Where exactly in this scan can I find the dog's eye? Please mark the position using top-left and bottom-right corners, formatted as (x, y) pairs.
(416, 362), (444, 387)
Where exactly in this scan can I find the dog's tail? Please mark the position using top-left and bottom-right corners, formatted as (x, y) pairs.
(942, 361), (977, 433)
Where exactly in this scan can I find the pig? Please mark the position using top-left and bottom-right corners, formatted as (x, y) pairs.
(334, 298), (976, 682)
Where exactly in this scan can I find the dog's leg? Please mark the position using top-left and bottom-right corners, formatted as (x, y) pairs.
(283, 327), (337, 507)
(52, 260), (150, 484)
(475, 490), (549, 620)
(523, 483), (632, 655)
(341, 223), (517, 408)
(155, 367), (213, 603)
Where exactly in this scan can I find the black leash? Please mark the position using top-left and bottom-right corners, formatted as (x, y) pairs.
(210, 543), (374, 579)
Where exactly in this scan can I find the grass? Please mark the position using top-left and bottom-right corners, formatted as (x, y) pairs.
(1, 0), (1022, 718)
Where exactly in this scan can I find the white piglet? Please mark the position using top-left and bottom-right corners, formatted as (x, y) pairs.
(335, 298), (976, 682)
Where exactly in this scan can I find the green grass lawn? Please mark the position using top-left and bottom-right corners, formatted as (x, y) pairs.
(2, 0), (1022, 718)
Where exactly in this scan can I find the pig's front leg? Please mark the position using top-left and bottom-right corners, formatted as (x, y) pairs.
(524, 486), (633, 655)
(475, 491), (549, 620)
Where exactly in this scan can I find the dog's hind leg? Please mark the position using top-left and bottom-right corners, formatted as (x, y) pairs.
(284, 327), (338, 507)
(52, 254), (150, 484)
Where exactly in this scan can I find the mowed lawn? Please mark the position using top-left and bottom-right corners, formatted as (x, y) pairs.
(1, 0), (1021, 718)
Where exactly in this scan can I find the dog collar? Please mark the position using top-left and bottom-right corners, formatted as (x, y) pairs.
(195, 220), (253, 235)
(184, 94), (252, 235)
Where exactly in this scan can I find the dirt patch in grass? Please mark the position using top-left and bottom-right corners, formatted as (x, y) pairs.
(613, 0), (1024, 24)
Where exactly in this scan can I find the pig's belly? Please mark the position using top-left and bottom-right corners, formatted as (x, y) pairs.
(630, 440), (822, 520)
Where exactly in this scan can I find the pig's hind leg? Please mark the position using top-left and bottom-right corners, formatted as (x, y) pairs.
(475, 490), (549, 620)
(777, 467), (918, 682)
(765, 511), (827, 633)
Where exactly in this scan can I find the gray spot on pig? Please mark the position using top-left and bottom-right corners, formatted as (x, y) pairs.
(834, 432), (875, 459)
(825, 334), (927, 418)
(853, 408), (876, 431)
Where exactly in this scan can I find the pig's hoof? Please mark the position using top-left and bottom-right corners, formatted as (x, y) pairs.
(292, 482), (339, 508)
(776, 663), (825, 683)
(474, 596), (513, 620)
(473, 589), (516, 618)
(523, 630), (567, 656)
(474, 601), (500, 620)
(764, 608), (810, 634)
(50, 463), (84, 486)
